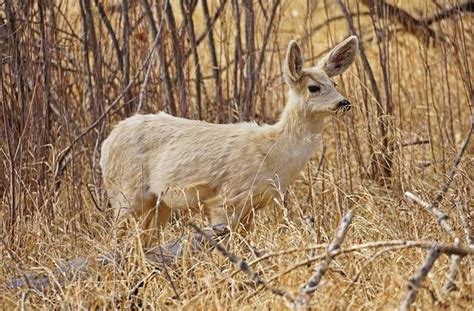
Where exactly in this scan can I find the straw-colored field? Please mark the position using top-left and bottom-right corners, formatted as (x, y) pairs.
(1, 0), (472, 309)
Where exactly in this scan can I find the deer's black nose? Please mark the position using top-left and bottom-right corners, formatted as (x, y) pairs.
(337, 99), (351, 110)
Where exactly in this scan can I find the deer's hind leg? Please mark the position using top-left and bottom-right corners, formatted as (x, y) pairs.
(131, 192), (172, 247)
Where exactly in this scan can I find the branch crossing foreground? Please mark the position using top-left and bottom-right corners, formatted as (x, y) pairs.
(4, 216), (473, 310)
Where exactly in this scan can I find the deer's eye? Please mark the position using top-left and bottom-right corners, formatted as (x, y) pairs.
(308, 85), (321, 93)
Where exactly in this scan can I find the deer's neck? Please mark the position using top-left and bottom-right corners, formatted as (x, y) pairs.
(275, 91), (325, 139)
(265, 92), (325, 189)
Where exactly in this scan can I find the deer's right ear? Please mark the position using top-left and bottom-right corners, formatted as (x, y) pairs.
(284, 40), (304, 85)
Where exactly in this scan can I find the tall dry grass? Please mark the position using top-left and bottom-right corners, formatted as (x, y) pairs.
(1, 0), (472, 309)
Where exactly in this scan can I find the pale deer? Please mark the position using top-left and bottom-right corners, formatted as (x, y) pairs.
(100, 36), (358, 245)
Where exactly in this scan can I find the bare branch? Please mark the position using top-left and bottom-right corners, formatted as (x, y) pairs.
(137, 2), (168, 113)
(189, 222), (296, 305)
(254, 0), (280, 86)
(242, 0), (256, 121)
(336, 0), (391, 181)
(165, 1), (188, 117)
(455, 200), (473, 246)
(181, 0), (203, 119)
(265, 241), (473, 285)
(442, 238), (462, 293)
(53, 30), (163, 192)
(399, 246), (441, 311)
(432, 101), (473, 206)
(424, 1), (474, 24)
(121, 0), (133, 114)
(94, 0), (123, 72)
(361, 0), (436, 43)
(202, 0), (224, 121)
(294, 212), (353, 310)
(404, 191), (455, 238)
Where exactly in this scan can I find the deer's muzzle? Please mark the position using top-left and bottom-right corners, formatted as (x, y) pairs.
(336, 99), (351, 112)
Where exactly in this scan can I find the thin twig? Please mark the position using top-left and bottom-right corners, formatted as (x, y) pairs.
(121, 0), (132, 114)
(254, 0), (280, 83)
(404, 191), (455, 238)
(242, 0), (256, 121)
(404, 191), (464, 292)
(401, 138), (430, 147)
(165, 1), (187, 117)
(399, 246), (441, 311)
(187, 239), (473, 306)
(361, 0), (437, 44)
(183, 0), (227, 61)
(189, 222), (296, 305)
(294, 212), (353, 310)
(137, 4), (167, 113)
(442, 199), (474, 293)
(432, 104), (473, 206)
(424, 1), (474, 25)
(336, 0), (391, 180)
(181, 0), (203, 119)
(268, 241), (472, 284)
(53, 29), (163, 192)
(442, 238), (462, 293)
(201, 0), (224, 121)
(94, 0), (123, 72)
(246, 240), (473, 301)
(404, 97), (473, 294)
(454, 200), (473, 246)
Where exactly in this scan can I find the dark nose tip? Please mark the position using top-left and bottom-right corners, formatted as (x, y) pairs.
(338, 99), (351, 110)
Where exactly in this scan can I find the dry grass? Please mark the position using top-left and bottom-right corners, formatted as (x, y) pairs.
(1, 0), (473, 309)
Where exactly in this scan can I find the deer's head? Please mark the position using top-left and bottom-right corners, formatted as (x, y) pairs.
(283, 36), (358, 116)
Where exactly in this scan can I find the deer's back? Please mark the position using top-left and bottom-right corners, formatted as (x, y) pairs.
(100, 113), (277, 201)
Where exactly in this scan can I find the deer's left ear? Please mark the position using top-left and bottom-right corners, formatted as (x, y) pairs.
(284, 40), (304, 85)
(317, 36), (358, 77)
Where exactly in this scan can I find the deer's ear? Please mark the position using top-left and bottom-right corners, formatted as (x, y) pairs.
(317, 36), (358, 77)
(284, 40), (304, 84)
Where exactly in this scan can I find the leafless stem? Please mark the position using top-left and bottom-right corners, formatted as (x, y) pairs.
(336, 0), (391, 181)
(148, 0), (176, 115)
(121, 0), (133, 114)
(294, 212), (353, 310)
(165, 1), (187, 117)
(254, 0), (280, 83)
(442, 238), (462, 293)
(231, 0), (243, 119)
(54, 32), (163, 192)
(189, 222), (296, 305)
(181, 0), (203, 119)
(94, 0), (123, 73)
(399, 246), (441, 311)
(361, 0), (437, 44)
(202, 0), (224, 122)
(267, 241), (473, 284)
(454, 200), (473, 246)
(424, 1), (473, 25)
(137, 2), (167, 113)
(242, 0), (256, 121)
(401, 138), (430, 147)
(404, 191), (455, 238)
(183, 0), (227, 61)
(432, 104), (473, 206)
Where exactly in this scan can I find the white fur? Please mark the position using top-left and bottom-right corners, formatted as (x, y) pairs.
(100, 36), (359, 245)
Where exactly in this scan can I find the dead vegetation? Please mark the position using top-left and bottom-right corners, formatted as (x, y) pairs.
(1, 0), (473, 309)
